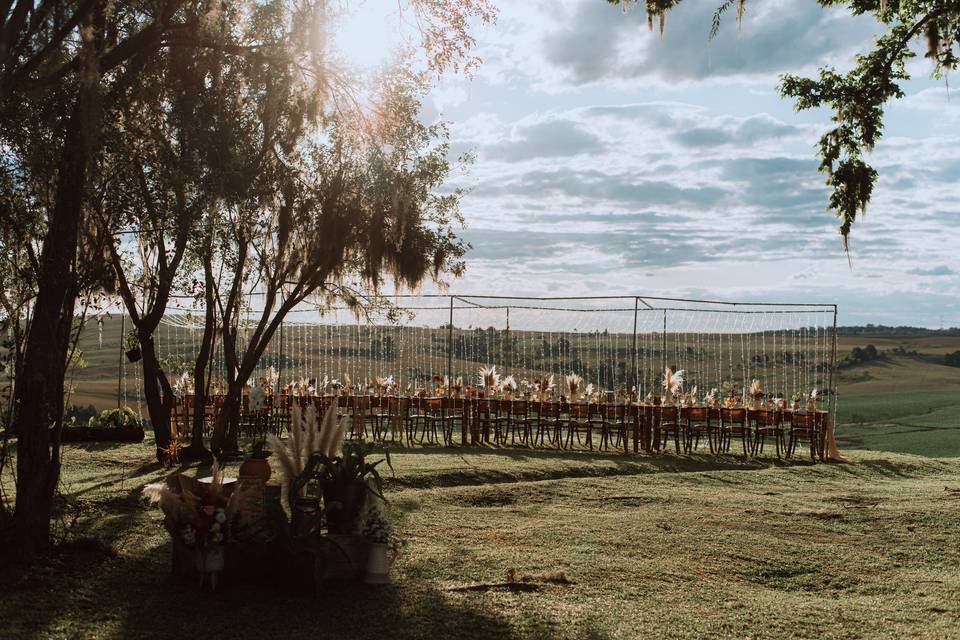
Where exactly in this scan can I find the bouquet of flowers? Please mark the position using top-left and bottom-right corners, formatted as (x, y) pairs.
(662, 367), (684, 403)
(535, 375), (556, 400)
(478, 365), (500, 394)
(564, 373), (583, 400)
(705, 387), (719, 408)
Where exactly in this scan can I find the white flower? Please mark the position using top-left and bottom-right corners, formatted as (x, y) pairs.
(662, 368), (684, 394)
(215, 510), (226, 524)
(478, 365), (500, 389)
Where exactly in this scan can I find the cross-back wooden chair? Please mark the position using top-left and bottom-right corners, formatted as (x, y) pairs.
(444, 397), (466, 446)
(534, 401), (562, 448)
(751, 409), (786, 458)
(420, 397), (446, 445)
(787, 411), (823, 460)
(383, 396), (408, 444)
(653, 405), (682, 453)
(681, 406), (718, 454)
(599, 403), (628, 452)
(474, 398), (500, 445)
(719, 407), (750, 455)
(506, 400), (536, 446)
(566, 403), (601, 450)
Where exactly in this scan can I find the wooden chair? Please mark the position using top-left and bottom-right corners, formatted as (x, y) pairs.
(535, 401), (563, 448)
(474, 399), (500, 445)
(383, 396), (408, 444)
(751, 409), (786, 458)
(787, 411), (823, 460)
(421, 397), (446, 445)
(633, 405), (653, 453)
(566, 403), (601, 450)
(444, 397), (466, 446)
(405, 397), (430, 445)
(599, 404), (628, 452)
(719, 407), (751, 455)
(506, 400), (536, 445)
(681, 406), (718, 454)
(653, 405), (681, 453)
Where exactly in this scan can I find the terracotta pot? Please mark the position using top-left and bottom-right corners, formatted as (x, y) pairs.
(238, 457), (271, 482)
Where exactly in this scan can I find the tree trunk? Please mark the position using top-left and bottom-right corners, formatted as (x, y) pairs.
(138, 332), (172, 460)
(183, 271), (215, 460)
(212, 380), (243, 457)
(4, 96), (93, 560)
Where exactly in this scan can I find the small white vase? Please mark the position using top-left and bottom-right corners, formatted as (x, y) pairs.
(365, 542), (393, 585)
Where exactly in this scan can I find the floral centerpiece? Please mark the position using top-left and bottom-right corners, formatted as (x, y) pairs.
(807, 388), (819, 411)
(500, 375), (518, 399)
(705, 387), (719, 408)
(662, 367), (684, 405)
(478, 365), (500, 397)
(143, 464), (235, 589)
(749, 379), (763, 408)
(534, 375), (556, 401)
(564, 373), (583, 401)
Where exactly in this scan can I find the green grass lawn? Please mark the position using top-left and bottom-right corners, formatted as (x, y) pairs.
(3, 440), (960, 639)
(836, 389), (960, 457)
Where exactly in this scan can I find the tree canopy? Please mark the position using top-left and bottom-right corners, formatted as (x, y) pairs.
(610, 0), (960, 250)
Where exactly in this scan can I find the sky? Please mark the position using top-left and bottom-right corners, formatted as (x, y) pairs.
(338, 0), (960, 328)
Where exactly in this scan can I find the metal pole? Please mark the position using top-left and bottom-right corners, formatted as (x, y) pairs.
(505, 306), (511, 371)
(276, 320), (284, 397)
(447, 296), (454, 393)
(631, 297), (639, 390)
(118, 313), (125, 409)
(662, 310), (668, 374)
(829, 306), (839, 439)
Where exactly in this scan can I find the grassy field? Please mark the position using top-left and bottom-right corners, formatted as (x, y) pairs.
(833, 335), (960, 457)
(2, 440), (960, 639)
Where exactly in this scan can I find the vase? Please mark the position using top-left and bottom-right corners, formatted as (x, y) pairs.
(238, 457), (271, 482)
(364, 542), (395, 584)
(291, 497), (321, 538)
(323, 481), (367, 534)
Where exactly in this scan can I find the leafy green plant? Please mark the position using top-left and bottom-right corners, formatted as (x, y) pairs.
(90, 407), (141, 429)
(291, 441), (391, 503)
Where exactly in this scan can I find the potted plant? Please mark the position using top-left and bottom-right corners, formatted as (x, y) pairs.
(294, 441), (389, 535)
(238, 437), (272, 482)
(124, 329), (142, 363)
(362, 504), (403, 584)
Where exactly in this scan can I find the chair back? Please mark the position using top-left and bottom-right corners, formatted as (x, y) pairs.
(568, 403), (591, 419)
(604, 404), (626, 420)
(682, 407), (709, 422)
(476, 398), (497, 416)
(720, 407), (747, 425)
(790, 412), (815, 429)
(753, 409), (783, 426)
(654, 405), (679, 422)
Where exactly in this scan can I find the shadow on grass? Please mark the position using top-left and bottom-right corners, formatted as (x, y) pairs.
(384, 446), (818, 490)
